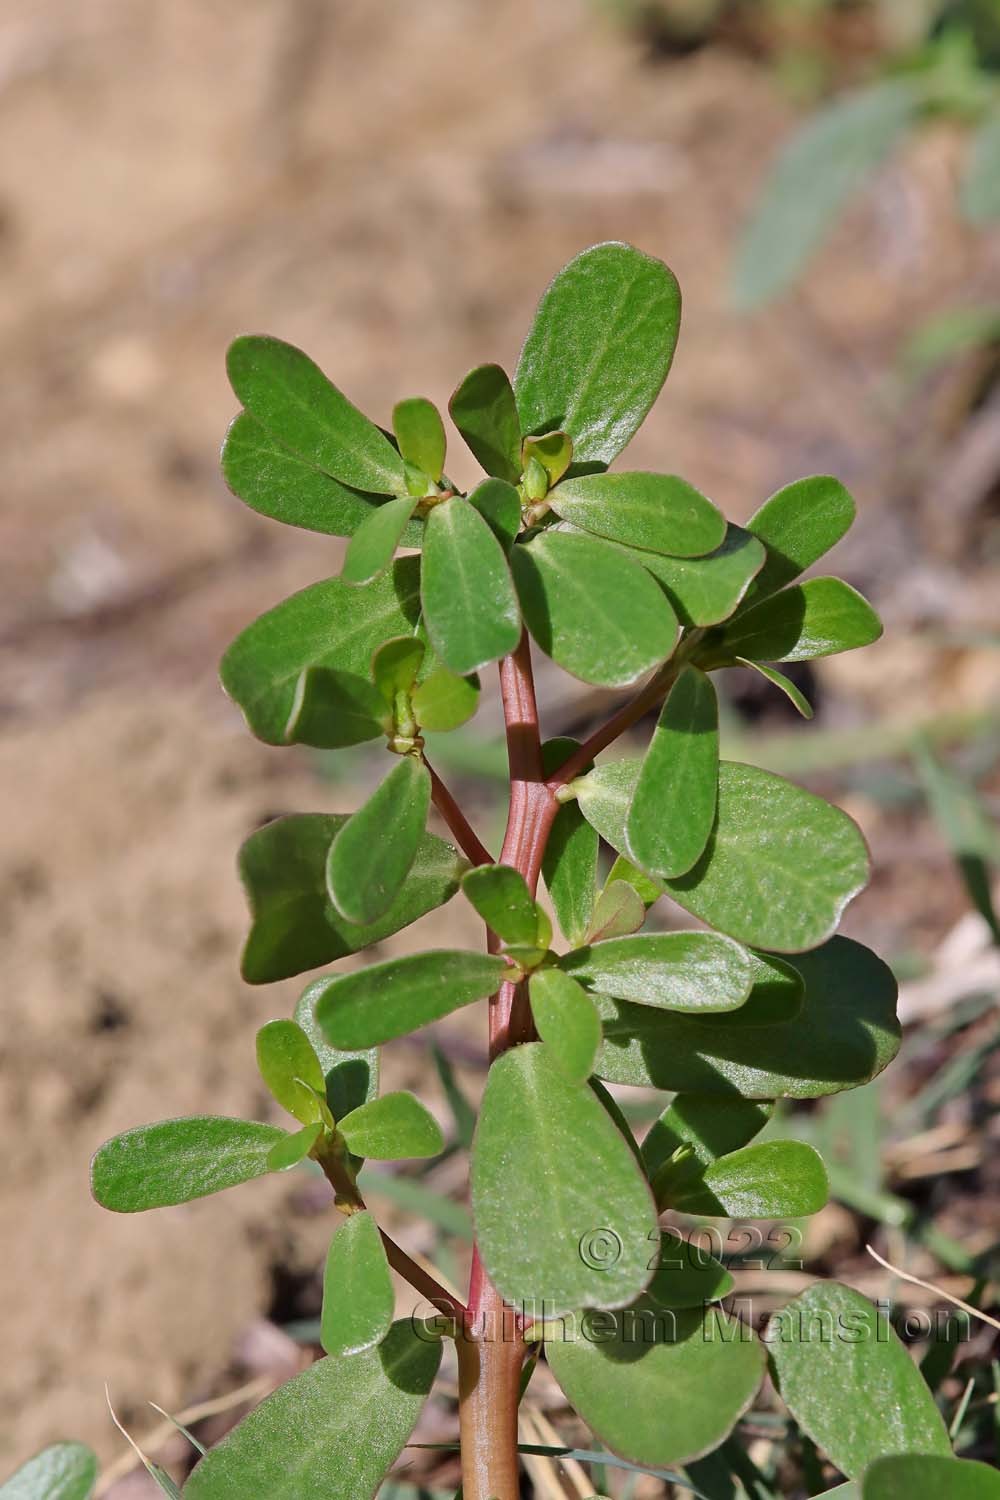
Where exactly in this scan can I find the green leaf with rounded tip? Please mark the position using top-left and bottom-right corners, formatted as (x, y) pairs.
(627, 666), (718, 880)
(737, 658), (813, 718)
(529, 970), (602, 1083)
(337, 1092), (444, 1161)
(550, 473), (725, 558)
(512, 531), (678, 687)
(542, 738), (599, 947)
(222, 412), (422, 543)
(515, 242), (681, 465)
(421, 499), (521, 675)
(239, 814), (466, 984)
(583, 881), (646, 944)
(664, 1139), (829, 1218)
(744, 475), (856, 604)
(572, 759), (644, 851)
(91, 1117), (287, 1212)
(523, 431), (572, 487)
(462, 864), (539, 946)
(705, 578), (882, 665)
(321, 1211), (394, 1357)
(560, 932), (753, 1014)
(695, 951), (803, 1029)
(284, 667), (390, 750)
(545, 1302), (764, 1468)
(326, 757), (431, 926)
(605, 855), (662, 908)
(767, 1281), (951, 1478)
(411, 666), (479, 731)
(392, 397), (445, 482)
(226, 335), (405, 495)
(342, 497), (419, 586)
(649, 1232), (734, 1309)
(642, 1094), (776, 1179)
(220, 559), (421, 746)
(864, 1456), (1000, 1500)
(371, 635), (425, 702)
(0, 1443), (98, 1500)
(596, 936), (899, 1098)
(267, 1121), (323, 1171)
(467, 477), (522, 551)
(472, 1043), (657, 1314)
(449, 363), (523, 483)
(256, 1019), (327, 1124)
(294, 986), (377, 1128)
(183, 1322), (441, 1500)
(315, 950), (509, 1049)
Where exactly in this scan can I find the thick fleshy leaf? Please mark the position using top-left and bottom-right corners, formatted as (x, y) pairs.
(767, 1282), (951, 1478)
(705, 578), (882, 665)
(695, 951), (804, 1029)
(321, 1211), (394, 1357)
(545, 1302), (764, 1467)
(337, 1092), (444, 1160)
(573, 759), (643, 851)
(267, 1122), (323, 1171)
(864, 1456), (1000, 1500)
(239, 814), (465, 984)
(392, 397), (445, 482)
(284, 668), (390, 749)
(649, 1232), (734, 1308)
(294, 985), (378, 1122)
(411, 667), (479, 732)
(0, 1443), (98, 1500)
(449, 363), (523, 483)
(315, 950), (509, 1048)
(605, 855), (663, 908)
(226, 336), (405, 494)
(550, 473), (724, 558)
(326, 757), (430, 926)
(542, 739), (599, 946)
(529, 969), (602, 1083)
(342, 497), (418, 586)
(583, 881), (646, 944)
(569, 522), (764, 628)
(512, 530), (677, 687)
(514, 242), (681, 465)
(91, 1117), (286, 1212)
(642, 1094), (775, 1178)
(472, 1043), (657, 1314)
(222, 412), (421, 542)
(466, 477), (522, 551)
(183, 1322), (441, 1500)
(663, 1139), (829, 1218)
(462, 864), (540, 946)
(626, 666), (718, 879)
(256, 1020), (327, 1125)
(595, 936), (900, 1097)
(560, 932), (753, 1014)
(744, 475), (856, 604)
(522, 431), (572, 487)
(372, 635), (424, 701)
(738, 658), (813, 718)
(421, 499), (521, 675)
(221, 559), (421, 746)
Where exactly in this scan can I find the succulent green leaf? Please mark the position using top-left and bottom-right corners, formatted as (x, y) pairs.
(512, 530), (678, 687)
(706, 578), (882, 665)
(226, 335), (405, 494)
(294, 985), (379, 1122)
(648, 1232), (734, 1309)
(961, 111), (1000, 225)
(183, 1321), (441, 1500)
(595, 936), (900, 1098)
(604, 855), (663, 909)
(664, 1139), (829, 1218)
(626, 666), (719, 879)
(695, 951), (804, 1029)
(255, 1019), (327, 1125)
(472, 1043), (657, 1315)
(337, 1091), (444, 1161)
(342, 497), (419, 586)
(220, 558), (421, 746)
(744, 475), (856, 603)
(91, 1117), (287, 1212)
(514, 242), (681, 465)
(522, 431), (573, 488)
(267, 1122), (323, 1171)
(449, 363), (523, 483)
(466, 477), (522, 551)
(572, 759), (643, 851)
(284, 668), (390, 749)
(411, 666), (480, 732)
(550, 473), (725, 558)
(315, 950), (509, 1048)
(529, 969), (602, 1083)
(542, 739), (599, 946)
(864, 1456), (1000, 1500)
(462, 864), (540, 946)
(583, 881), (646, 944)
(560, 932), (754, 1014)
(392, 397), (445, 482)
(545, 1302), (764, 1468)
(0, 1443), (98, 1500)
(642, 1094), (775, 1179)
(421, 499), (522, 675)
(320, 1211), (394, 1358)
(239, 814), (465, 984)
(371, 635), (425, 701)
(629, 524), (766, 626)
(767, 1282), (951, 1478)
(326, 757), (431, 926)
(737, 658), (814, 718)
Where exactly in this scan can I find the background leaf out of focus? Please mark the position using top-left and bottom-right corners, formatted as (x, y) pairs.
(1, 0), (997, 1494)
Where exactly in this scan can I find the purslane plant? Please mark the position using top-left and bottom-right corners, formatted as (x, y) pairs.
(6, 242), (982, 1500)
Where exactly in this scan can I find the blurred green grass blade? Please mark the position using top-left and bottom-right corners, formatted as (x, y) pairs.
(431, 1044), (476, 1150)
(357, 1167), (473, 1240)
(914, 741), (1000, 944)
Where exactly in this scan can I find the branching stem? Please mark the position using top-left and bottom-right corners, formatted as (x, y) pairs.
(425, 759), (494, 867)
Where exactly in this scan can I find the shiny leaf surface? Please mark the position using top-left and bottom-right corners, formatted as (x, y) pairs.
(315, 950), (508, 1048)
(320, 1211), (394, 1357)
(91, 1117), (286, 1212)
(626, 666), (719, 879)
(326, 757), (431, 926)
(550, 473), (724, 558)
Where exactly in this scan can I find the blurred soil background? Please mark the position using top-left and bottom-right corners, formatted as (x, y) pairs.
(1, 0), (998, 1494)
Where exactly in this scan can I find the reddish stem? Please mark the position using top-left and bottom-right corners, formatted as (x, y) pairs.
(425, 759), (494, 867)
(545, 660), (679, 791)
